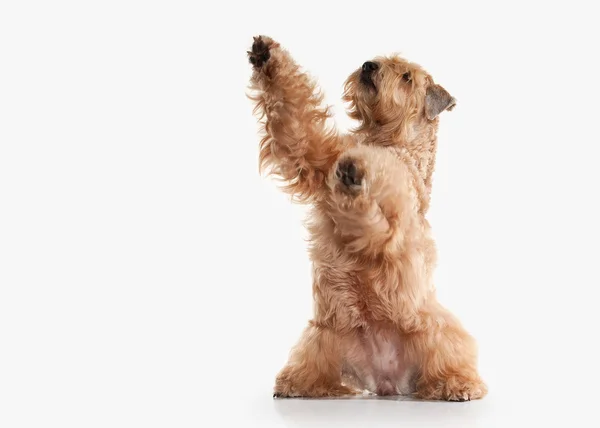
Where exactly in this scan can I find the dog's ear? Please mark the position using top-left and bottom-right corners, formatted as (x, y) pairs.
(425, 84), (456, 120)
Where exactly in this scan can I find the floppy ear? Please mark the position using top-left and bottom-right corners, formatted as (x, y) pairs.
(425, 84), (456, 120)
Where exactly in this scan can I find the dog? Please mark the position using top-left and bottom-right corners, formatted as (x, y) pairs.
(247, 36), (486, 401)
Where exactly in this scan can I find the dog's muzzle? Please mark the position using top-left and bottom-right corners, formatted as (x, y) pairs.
(360, 61), (379, 89)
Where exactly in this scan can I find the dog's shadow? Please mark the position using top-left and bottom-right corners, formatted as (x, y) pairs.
(273, 394), (488, 427)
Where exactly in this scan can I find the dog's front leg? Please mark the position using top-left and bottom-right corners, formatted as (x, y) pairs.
(247, 36), (344, 201)
(273, 323), (358, 398)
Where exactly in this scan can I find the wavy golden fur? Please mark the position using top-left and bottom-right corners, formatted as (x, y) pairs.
(247, 36), (486, 401)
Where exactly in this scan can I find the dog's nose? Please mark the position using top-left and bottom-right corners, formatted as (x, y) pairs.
(362, 61), (379, 72)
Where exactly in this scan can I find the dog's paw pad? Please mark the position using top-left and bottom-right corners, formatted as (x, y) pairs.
(336, 159), (364, 190)
(248, 36), (271, 68)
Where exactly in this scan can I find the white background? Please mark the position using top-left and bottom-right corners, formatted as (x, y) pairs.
(1, 1), (599, 427)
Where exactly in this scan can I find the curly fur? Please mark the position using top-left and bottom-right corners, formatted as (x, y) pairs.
(247, 36), (486, 401)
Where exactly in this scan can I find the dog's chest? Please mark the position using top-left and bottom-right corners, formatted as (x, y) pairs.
(342, 327), (415, 396)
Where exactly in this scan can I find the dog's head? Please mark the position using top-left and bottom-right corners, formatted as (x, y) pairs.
(343, 55), (455, 140)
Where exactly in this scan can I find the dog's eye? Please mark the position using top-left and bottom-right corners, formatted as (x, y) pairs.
(402, 72), (411, 82)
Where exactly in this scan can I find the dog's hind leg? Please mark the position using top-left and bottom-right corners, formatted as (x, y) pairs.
(405, 304), (488, 401)
(247, 36), (346, 202)
(273, 323), (359, 398)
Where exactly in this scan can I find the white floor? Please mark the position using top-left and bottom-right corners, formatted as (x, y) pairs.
(208, 388), (590, 428)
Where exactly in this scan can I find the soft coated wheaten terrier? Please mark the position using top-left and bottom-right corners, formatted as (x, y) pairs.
(247, 36), (486, 401)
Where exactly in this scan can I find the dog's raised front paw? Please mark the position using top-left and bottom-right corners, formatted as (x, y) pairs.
(248, 35), (275, 68)
(336, 158), (364, 192)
